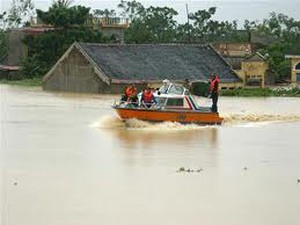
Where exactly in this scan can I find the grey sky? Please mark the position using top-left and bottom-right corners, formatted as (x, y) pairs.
(1, 0), (299, 26)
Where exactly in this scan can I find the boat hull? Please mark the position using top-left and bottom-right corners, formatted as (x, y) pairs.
(113, 107), (223, 125)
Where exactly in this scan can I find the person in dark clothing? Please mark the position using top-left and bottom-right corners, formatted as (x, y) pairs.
(183, 78), (191, 90)
(209, 73), (220, 113)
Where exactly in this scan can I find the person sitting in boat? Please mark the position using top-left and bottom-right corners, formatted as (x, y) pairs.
(121, 85), (131, 102)
(183, 78), (191, 90)
(159, 79), (171, 94)
(121, 84), (138, 105)
(137, 88), (145, 107)
(141, 87), (156, 108)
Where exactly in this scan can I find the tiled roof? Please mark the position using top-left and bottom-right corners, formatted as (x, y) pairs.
(224, 56), (245, 70)
(77, 43), (241, 83)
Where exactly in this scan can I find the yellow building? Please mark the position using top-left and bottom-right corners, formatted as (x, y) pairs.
(213, 44), (274, 88)
(285, 55), (300, 86)
(233, 53), (272, 88)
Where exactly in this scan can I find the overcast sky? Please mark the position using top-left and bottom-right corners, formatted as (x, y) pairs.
(1, 0), (299, 26)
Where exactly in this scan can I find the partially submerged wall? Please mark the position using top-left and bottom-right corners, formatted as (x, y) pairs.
(44, 48), (109, 93)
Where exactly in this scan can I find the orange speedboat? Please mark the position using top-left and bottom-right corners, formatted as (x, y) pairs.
(112, 82), (223, 125)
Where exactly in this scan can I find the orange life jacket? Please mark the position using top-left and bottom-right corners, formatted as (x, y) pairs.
(210, 75), (220, 93)
(143, 90), (154, 103)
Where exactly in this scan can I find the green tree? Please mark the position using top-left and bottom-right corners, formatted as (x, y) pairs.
(0, 0), (34, 63)
(21, 2), (117, 78)
(189, 7), (216, 31)
(118, 0), (145, 20)
(175, 23), (195, 43)
(247, 12), (300, 79)
(94, 9), (116, 18)
(187, 7), (247, 43)
(143, 6), (178, 43)
(36, 3), (90, 27)
(124, 18), (152, 43)
(120, 1), (178, 43)
(5, 0), (35, 28)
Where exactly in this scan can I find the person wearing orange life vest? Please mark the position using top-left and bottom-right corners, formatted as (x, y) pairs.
(121, 85), (132, 102)
(141, 87), (155, 108)
(130, 85), (138, 106)
(209, 73), (220, 113)
(122, 84), (137, 101)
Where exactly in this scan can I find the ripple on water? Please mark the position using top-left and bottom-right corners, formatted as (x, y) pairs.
(91, 115), (213, 131)
(91, 112), (300, 131)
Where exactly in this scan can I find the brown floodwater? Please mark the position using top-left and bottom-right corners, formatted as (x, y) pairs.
(1, 84), (300, 225)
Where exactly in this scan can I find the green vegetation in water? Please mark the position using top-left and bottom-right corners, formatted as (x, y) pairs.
(0, 78), (43, 87)
(220, 87), (300, 97)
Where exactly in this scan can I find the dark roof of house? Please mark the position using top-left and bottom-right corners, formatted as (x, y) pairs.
(244, 52), (267, 62)
(224, 56), (245, 70)
(224, 52), (267, 70)
(77, 43), (241, 83)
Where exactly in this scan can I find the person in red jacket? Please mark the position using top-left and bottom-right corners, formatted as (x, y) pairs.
(122, 84), (138, 102)
(142, 87), (155, 108)
(209, 73), (220, 113)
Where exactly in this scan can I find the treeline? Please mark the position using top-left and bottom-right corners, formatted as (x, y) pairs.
(0, 0), (300, 80)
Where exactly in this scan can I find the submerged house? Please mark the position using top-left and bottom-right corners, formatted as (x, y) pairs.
(43, 43), (242, 93)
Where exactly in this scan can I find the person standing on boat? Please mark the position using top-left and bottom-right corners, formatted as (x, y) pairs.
(209, 73), (220, 113)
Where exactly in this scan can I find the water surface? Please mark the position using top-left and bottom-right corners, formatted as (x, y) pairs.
(1, 85), (300, 225)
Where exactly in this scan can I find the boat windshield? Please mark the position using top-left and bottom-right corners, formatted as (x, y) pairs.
(159, 84), (169, 94)
(168, 84), (184, 95)
(159, 83), (185, 95)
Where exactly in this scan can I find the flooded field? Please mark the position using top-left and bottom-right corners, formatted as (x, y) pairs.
(1, 84), (300, 225)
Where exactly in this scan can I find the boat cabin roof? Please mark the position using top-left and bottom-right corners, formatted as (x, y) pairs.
(157, 83), (189, 97)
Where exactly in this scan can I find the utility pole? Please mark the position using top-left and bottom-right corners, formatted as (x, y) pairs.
(186, 3), (191, 43)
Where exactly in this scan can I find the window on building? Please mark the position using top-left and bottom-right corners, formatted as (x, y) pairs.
(296, 73), (300, 82)
(296, 63), (300, 70)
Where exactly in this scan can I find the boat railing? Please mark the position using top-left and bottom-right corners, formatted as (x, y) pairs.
(113, 100), (162, 109)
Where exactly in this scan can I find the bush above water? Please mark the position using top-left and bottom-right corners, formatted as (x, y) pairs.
(220, 87), (300, 97)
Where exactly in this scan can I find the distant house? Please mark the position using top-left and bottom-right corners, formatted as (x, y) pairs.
(0, 27), (56, 80)
(43, 42), (242, 93)
(212, 43), (254, 57)
(213, 43), (275, 87)
(285, 55), (300, 86)
(236, 52), (275, 88)
(0, 16), (129, 81)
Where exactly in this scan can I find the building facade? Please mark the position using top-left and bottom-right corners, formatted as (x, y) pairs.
(213, 43), (274, 87)
(236, 53), (272, 88)
(285, 55), (300, 86)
